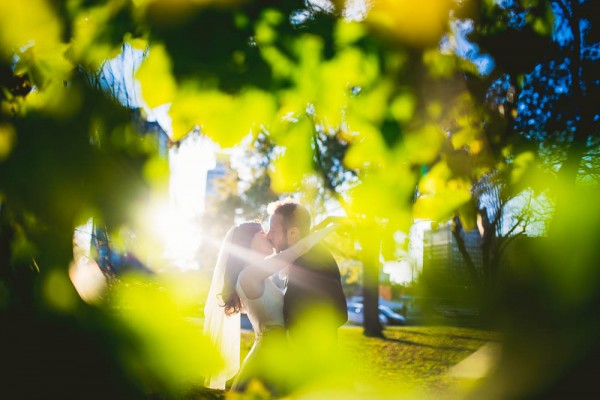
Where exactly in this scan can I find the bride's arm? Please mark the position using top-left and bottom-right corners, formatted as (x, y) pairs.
(276, 222), (339, 262)
(249, 222), (339, 281)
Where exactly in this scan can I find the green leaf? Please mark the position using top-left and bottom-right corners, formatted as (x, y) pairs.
(136, 44), (177, 108)
(269, 118), (314, 193)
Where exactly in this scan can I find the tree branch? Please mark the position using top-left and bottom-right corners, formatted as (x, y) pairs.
(452, 217), (481, 287)
(498, 230), (526, 258)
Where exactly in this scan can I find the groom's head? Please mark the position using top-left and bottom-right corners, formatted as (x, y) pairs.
(267, 200), (311, 252)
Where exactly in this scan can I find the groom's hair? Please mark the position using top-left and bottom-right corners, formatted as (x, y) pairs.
(268, 199), (311, 237)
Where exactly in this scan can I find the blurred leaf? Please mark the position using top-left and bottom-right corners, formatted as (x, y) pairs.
(423, 49), (480, 78)
(168, 87), (202, 140)
(0, 0), (62, 58)
(541, 188), (600, 305)
(414, 161), (472, 222)
(511, 151), (535, 185)
(70, 2), (126, 69)
(15, 42), (74, 89)
(43, 268), (79, 312)
(143, 154), (169, 190)
(260, 46), (295, 79)
(124, 35), (148, 51)
(111, 274), (223, 389)
(25, 76), (82, 116)
(0, 123), (15, 160)
(389, 91), (416, 123)
(427, 101), (443, 120)
(452, 115), (483, 153)
(343, 118), (388, 170)
(334, 20), (367, 47)
(366, 0), (453, 47)
(400, 124), (444, 164)
(254, 9), (284, 46)
(343, 166), (414, 229)
(350, 79), (393, 125)
(171, 86), (277, 145)
(423, 49), (457, 79)
(136, 43), (177, 108)
(269, 118), (314, 193)
(317, 47), (377, 128)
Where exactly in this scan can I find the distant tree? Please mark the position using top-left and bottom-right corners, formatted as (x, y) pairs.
(439, 0), (597, 311)
(451, 170), (553, 299)
(471, 0), (599, 185)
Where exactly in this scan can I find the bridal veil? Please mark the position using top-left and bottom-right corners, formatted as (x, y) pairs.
(203, 228), (240, 390)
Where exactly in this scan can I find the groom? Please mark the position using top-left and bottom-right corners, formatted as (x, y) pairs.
(266, 200), (347, 350)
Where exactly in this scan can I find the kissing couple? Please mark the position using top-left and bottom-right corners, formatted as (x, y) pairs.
(203, 199), (348, 396)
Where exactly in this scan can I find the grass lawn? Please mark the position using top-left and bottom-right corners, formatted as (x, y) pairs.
(235, 325), (501, 398)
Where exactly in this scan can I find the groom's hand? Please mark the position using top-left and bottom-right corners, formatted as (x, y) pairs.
(334, 218), (356, 238)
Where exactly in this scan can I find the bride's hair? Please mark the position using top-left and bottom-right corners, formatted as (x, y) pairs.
(221, 221), (263, 316)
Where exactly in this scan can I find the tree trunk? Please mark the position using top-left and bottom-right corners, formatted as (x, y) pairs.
(361, 228), (383, 338)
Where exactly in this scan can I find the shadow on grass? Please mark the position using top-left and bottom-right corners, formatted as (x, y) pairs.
(382, 337), (472, 352)
(445, 334), (501, 343)
(391, 328), (500, 344)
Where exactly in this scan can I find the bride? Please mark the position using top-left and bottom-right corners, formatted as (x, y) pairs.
(203, 219), (339, 394)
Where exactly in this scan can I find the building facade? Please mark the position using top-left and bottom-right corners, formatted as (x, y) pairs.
(422, 223), (483, 292)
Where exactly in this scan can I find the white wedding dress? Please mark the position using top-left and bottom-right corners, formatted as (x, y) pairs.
(236, 278), (284, 335)
(230, 277), (286, 392)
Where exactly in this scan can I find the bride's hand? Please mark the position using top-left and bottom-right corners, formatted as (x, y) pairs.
(313, 216), (352, 232)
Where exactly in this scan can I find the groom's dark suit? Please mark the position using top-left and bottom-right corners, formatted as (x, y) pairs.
(283, 243), (347, 333)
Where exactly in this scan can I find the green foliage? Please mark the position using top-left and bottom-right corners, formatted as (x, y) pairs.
(109, 274), (223, 392)
(0, 0), (598, 398)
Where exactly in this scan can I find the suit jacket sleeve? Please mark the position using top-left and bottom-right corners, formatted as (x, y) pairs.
(283, 244), (348, 328)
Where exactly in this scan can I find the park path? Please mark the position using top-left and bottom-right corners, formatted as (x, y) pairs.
(447, 342), (501, 379)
